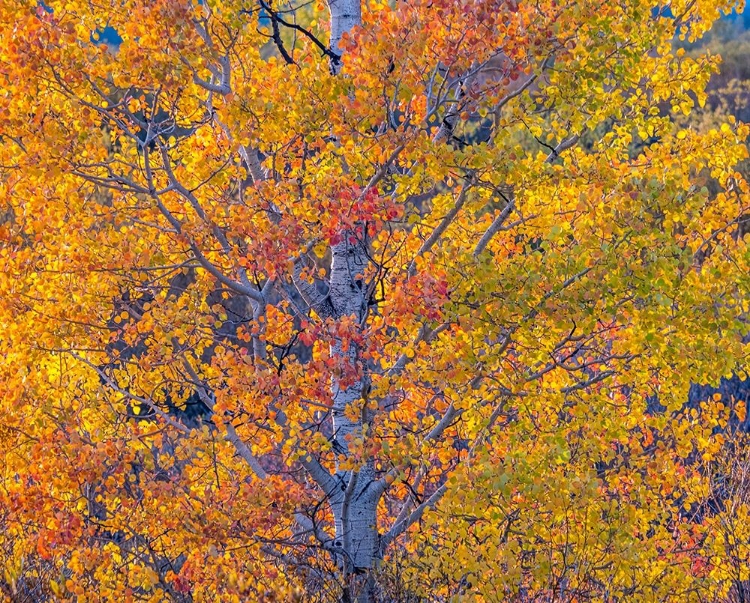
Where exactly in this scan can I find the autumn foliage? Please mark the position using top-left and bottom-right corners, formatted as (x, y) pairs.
(1, 0), (750, 601)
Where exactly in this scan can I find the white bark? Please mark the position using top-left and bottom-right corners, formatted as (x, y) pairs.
(328, 0), (362, 61)
(327, 236), (382, 573)
(322, 0), (385, 580)
(329, 469), (381, 571)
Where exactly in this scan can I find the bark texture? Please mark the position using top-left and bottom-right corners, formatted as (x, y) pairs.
(323, 0), (384, 591)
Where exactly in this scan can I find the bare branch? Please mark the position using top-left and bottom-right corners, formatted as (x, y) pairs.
(474, 196), (516, 256)
(474, 133), (581, 256)
(382, 483), (447, 548)
(141, 146), (264, 303)
(544, 134), (580, 163)
(69, 352), (190, 434)
(407, 180), (472, 277)
(181, 359), (268, 479)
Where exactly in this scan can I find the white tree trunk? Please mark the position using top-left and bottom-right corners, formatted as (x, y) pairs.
(323, 0), (382, 587)
(329, 238), (369, 449)
(330, 469), (381, 570)
(328, 0), (362, 59)
(327, 236), (382, 576)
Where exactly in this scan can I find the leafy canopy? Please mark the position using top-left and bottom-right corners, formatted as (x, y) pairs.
(0, 0), (749, 600)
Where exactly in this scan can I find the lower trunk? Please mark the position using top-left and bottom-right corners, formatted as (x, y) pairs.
(332, 477), (381, 571)
(329, 476), (380, 602)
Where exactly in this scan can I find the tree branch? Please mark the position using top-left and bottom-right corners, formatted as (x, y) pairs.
(407, 180), (472, 277)
(181, 359), (268, 479)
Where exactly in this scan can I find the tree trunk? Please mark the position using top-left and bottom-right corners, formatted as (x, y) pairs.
(328, 0), (362, 59)
(323, 1), (381, 597)
(327, 212), (382, 584)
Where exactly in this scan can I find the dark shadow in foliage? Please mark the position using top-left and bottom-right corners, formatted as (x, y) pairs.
(687, 374), (750, 432)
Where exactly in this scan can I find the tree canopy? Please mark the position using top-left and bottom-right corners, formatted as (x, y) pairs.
(1, 0), (749, 601)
